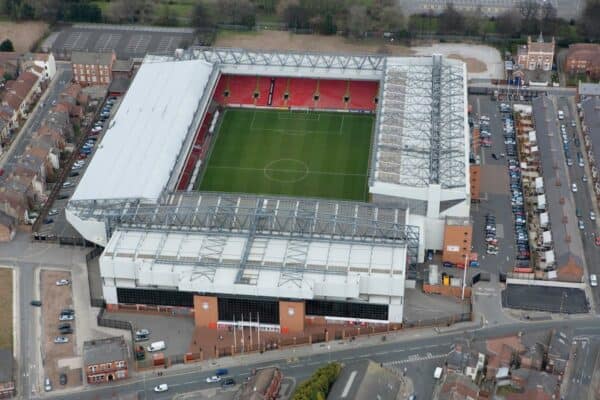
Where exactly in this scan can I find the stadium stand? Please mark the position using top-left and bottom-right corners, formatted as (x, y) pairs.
(287, 78), (318, 108)
(255, 76), (271, 107)
(212, 74), (379, 112)
(177, 111), (213, 190)
(348, 80), (378, 111)
(271, 77), (289, 107)
(317, 79), (347, 109)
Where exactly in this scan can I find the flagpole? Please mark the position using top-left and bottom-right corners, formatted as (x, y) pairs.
(233, 315), (237, 351)
(257, 312), (261, 350)
(249, 312), (253, 349)
(241, 313), (245, 353)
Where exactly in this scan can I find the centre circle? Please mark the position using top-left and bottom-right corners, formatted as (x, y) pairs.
(263, 159), (309, 183)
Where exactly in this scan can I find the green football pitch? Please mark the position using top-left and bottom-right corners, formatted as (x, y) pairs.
(197, 109), (374, 201)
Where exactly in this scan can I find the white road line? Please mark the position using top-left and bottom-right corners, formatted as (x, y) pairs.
(340, 371), (357, 398)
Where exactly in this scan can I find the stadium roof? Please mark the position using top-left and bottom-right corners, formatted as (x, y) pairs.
(371, 55), (468, 191)
(71, 58), (215, 202)
(102, 228), (407, 301)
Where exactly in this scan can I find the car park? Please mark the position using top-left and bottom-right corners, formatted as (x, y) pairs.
(54, 336), (69, 344)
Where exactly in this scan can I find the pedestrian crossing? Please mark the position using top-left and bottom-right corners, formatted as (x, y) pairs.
(384, 352), (449, 366)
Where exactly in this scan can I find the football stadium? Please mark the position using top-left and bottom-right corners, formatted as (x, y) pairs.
(66, 48), (469, 331)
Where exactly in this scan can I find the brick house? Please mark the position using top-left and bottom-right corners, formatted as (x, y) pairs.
(34, 126), (66, 150)
(21, 52), (57, 81)
(9, 164), (45, 198)
(71, 51), (116, 86)
(1, 71), (41, 118)
(517, 34), (555, 71)
(0, 183), (30, 222)
(565, 43), (600, 80)
(83, 336), (129, 384)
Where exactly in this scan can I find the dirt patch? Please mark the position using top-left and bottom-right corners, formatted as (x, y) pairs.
(215, 30), (414, 56)
(40, 270), (80, 390)
(0, 268), (13, 351)
(0, 21), (48, 53)
(447, 53), (487, 73)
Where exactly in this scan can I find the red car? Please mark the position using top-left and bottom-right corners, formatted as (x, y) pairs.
(595, 236), (600, 247)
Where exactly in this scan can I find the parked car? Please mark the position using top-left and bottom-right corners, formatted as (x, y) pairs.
(48, 209), (59, 216)
(591, 211), (596, 221)
(44, 377), (52, 392)
(43, 218), (54, 224)
(61, 308), (75, 315)
(572, 183), (578, 192)
(30, 300), (42, 307)
(59, 328), (73, 335)
(55, 279), (70, 286)
(54, 336), (69, 344)
(206, 376), (222, 383)
(154, 384), (169, 393)
(59, 314), (74, 321)
(58, 323), (71, 330)
(221, 378), (236, 388)
(591, 274), (598, 287)
(62, 181), (73, 188)
(59, 373), (67, 385)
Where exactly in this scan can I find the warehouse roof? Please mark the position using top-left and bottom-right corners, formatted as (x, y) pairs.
(72, 58), (214, 202)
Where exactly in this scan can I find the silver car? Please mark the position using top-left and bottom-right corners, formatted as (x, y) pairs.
(54, 336), (69, 344)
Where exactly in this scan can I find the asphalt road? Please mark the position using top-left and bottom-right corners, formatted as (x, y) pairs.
(39, 317), (600, 400)
(555, 96), (600, 309)
(0, 64), (72, 172)
(566, 336), (599, 400)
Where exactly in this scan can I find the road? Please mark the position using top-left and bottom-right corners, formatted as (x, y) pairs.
(0, 64), (72, 171)
(566, 335), (599, 400)
(555, 96), (600, 310)
(39, 317), (600, 400)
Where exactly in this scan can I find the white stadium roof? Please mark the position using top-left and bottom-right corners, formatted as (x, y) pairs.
(101, 228), (406, 303)
(72, 58), (214, 202)
(372, 55), (468, 191)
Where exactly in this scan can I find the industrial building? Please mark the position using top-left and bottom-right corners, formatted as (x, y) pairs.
(67, 48), (469, 330)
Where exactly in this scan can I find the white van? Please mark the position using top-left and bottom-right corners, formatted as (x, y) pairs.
(434, 367), (443, 379)
(147, 340), (166, 352)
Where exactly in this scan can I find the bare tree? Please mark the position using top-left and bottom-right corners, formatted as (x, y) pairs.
(439, 3), (465, 34)
(109, 0), (153, 24)
(579, 0), (600, 40)
(496, 9), (522, 36)
(347, 5), (370, 38)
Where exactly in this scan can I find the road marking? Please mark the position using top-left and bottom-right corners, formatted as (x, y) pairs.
(340, 371), (357, 398)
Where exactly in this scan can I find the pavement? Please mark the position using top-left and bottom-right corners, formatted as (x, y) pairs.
(34, 315), (600, 400)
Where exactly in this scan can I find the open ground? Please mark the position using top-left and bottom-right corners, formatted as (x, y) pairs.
(0, 267), (12, 351)
(0, 21), (48, 53)
(198, 109), (374, 201)
(215, 31), (502, 79)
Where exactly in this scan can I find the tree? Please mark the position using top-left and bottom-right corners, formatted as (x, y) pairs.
(347, 5), (370, 38)
(540, 2), (558, 35)
(0, 39), (14, 52)
(109, 0), (154, 24)
(578, 0), (600, 40)
(191, 2), (214, 31)
(219, 0), (256, 28)
(438, 3), (465, 34)
(496, 9), (522, 36)
(155, 4), (178, 27)
(282, 3), (311, 30)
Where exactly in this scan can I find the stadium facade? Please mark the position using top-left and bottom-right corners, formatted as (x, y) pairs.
(66, 48), (469, 330)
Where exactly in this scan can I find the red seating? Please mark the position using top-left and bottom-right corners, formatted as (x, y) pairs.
(212, 74), (379, 112)
(287, 78), (318, 108)
(317, 79), (348, 109)
(254, 76), (271, 107)
(271, 77), (289, 107)
(348, 81), (378, 111)
(177, 112), (212, 190)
